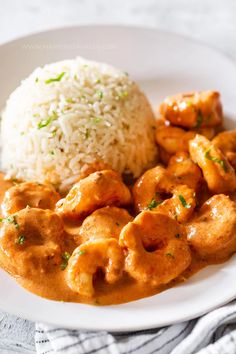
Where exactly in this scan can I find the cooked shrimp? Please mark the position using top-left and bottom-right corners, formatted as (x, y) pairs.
(212, 130), (236, 170)
(67, 238), (124, 296)
(159, 91), (222, 129)
(1, 182), (60, 217)
(59, 161), (112, 195)
(78, 206), (133, 244)
(157, 184), (196, 223)
(195, 126), (217, 140)
(133, 165), (196, 222)
(156, 126), (196, 155)
(0, 208), (64, 277)
(155, 117), (167, 128)
(57, 170), (131, 219)
(119, 211), (191, 286)
(229, 190), (236, 204)
(159, 147), (172, 165)
(156, 125), (218, 165)
(186, 195), (236, 260)
(167, 152), (202, 190)
(133, 165), (167, 212)
(189, 135), (236, 193)
(79, 161), (112, 180)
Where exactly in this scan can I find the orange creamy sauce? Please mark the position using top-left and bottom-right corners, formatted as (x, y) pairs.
(0, 172), (226, 306)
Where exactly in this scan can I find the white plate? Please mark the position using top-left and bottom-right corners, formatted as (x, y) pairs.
(0, 25), (236, 331)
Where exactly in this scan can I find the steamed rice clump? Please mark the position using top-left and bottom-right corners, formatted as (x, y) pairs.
(1, 57), (157, 187)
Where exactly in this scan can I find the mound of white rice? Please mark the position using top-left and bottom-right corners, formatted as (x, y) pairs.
(1, 57), (158, 188)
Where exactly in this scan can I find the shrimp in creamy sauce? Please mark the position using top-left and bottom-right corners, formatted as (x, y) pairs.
(159, 91), (223, 129)
(57, 170), (131, 219)
(212, 130), (236, 170)
(186, 195), (236, 260)
(0, 89), (235, 305)
(119, 211), (191, 286)
(0, 208), (64, 277)
(67, 238), (124, 296)
(78, 206), (133, 244)
(1, 182), (60, 217)
(133, 165), (196, 222)
(167, 152), (202, 190)
(189, 135), (236, 193)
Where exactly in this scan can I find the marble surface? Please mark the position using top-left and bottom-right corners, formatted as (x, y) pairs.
(0, 0), (236, 352)
(1, 0), (236, 59)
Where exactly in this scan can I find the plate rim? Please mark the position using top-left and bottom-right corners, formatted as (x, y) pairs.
(1, 278), (236, 332)
(1, 23), (236, 65)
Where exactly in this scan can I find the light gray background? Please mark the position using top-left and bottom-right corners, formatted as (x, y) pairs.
(0, 0), (236, 352)
(1, 0), (236, 60)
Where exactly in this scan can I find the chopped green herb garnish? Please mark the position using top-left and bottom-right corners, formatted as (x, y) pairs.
(195, 110), (203, 128)
(95, 79), (101, 84)
(45, 72), (65, 84)
(60, 263), (67, 271)
(66, 98), (74, 104)
(37, 117), (52, 129)
(146, 199), (162, 210)
(0, 215), (19, 229)
(117, 91), (128, 99)
(205, 149), (228, 172)
(35, 77), (39, 83)
(16, 235), (25, 245)
(50, 129), (57, 138)
(78, 250), (86, 256)
(12, 215), (20, 229)
(50, 151), (55, 155)
(175, 233), (181, 239)
(20, 131), (25, 136)
(60, 252), (71, 270)
(166, 252), (175, 259)
(178, 195), (191, 209)
(38, 112), (57, 129)
(62, 251), (70, 260)
(85, 129), (90, 139)
(115, 222), (120, 226)
(11, 178), (19, 185)
(186, 101), (193, 107)
(96, 90), (103, 99)
(92, 117), (102, 124)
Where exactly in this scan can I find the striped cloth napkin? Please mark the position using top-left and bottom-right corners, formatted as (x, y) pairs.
(35, 300), (236, 354)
